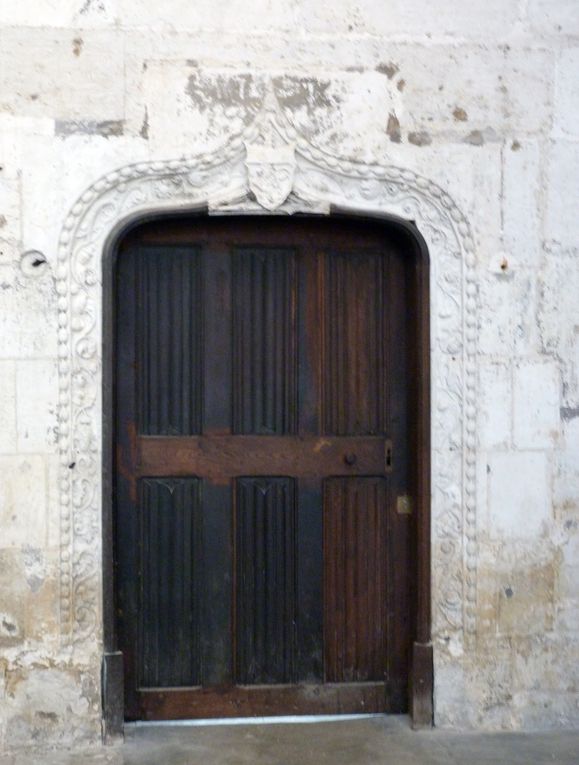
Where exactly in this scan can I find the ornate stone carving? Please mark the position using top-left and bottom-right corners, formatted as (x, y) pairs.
(56, 89), (478, 648)
(245, 88), (296, 210)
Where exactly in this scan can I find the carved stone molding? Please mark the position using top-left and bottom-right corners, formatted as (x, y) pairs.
(56, 91), (478, 648)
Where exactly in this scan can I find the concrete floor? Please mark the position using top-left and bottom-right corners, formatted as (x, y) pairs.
(2, 716), (579, 765)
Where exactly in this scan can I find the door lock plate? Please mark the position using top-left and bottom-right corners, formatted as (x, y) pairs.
(396, 494), (413, 515)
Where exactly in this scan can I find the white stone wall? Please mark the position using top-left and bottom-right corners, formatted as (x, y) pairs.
(0, 0), (578, 751)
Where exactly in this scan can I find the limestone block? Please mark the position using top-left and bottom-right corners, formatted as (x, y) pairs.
(0, 362), (16, 454)
(0, 457), (46, 548)
(0, 548), (58, 645)
(140, 63), (402, 161)
(487, 451), (551, 539)
(478, 362), (512, 449)
(512, 689), (579, 729)
(0, 28), (124, 120)
(498, 560), (556, 634)
(120, 0), (295, 32)
(15, 360), (58, 454)
(528, 0), (579, 37)
(2, 665), (100, 750)
(293, 0), (520, 39)
(554, 48), (579, 138)
(0, 265), (57, 359)
(503, 48), (555, 135)
(19, 134), (150, 259)
(513, 636), (579, 691)
(0, 1), (75, 26)
(556, 603), (579, 633)
(502, 140), (542, 269)
(433, 660), (480, 728)
(545, 140), (579, 245)
(478, 271), (537, 357)
(513, 360), (560, 449)
(537, 246), (579, 408)
(554, 419), (579, 513)
(0, 176), (21, 246)
(122, 0), (520, 39)
(371, 45), (553, 138)
(0, 1), (118, 26)
(558, 564), (579, 601)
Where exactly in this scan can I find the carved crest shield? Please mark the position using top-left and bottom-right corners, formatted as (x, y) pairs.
(245, 142), (296, 211)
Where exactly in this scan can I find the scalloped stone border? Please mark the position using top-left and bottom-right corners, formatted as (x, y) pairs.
(55, 96), (478, 653)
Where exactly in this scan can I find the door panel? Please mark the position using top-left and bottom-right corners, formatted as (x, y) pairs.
(323, 477), (388, 683)
(235, 477), (297, 684)
(138, 478), (202, 688)
(137, 247), (203, 436)
(323, 251), (387, 435)
(232, 248), (297, 435)
(114, 217), (413, 720)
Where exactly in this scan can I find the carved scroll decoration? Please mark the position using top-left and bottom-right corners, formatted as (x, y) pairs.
(56, 90), (478, 649)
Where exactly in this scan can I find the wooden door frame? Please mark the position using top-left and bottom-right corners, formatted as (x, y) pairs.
(101, 208), (431, 737)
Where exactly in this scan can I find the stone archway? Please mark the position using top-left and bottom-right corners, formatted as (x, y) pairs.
(54, 87), (477, 731)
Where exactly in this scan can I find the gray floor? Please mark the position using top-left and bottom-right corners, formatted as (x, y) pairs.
(2, 716), (579, 765)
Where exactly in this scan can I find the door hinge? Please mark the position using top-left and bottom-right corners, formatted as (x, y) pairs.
(396, 494), (413, 515)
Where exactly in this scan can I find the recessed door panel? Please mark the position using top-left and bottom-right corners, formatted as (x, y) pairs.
(114, 217), (413, 720)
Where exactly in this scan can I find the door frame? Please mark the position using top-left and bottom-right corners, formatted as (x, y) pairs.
(101, 208), (431, 735)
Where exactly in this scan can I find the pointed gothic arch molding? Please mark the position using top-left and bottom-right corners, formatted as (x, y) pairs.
(54, 91), (478, 730)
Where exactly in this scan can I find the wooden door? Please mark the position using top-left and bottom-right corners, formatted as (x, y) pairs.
(114, 217), (413, 721)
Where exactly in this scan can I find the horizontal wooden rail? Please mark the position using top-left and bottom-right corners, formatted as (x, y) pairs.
(138, 435), (391, 480)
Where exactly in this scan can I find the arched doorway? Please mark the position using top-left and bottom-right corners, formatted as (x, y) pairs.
(109, 212), (430, 722)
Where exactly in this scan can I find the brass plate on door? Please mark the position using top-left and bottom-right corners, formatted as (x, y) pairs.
(396, 494), (413, 515)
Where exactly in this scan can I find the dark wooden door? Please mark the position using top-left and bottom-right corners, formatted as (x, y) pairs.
(114, 217), (413, 720)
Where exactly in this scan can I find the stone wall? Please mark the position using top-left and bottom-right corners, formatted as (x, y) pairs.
(0, 0), (578, 752)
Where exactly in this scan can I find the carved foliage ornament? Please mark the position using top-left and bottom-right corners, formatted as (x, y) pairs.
(56, 89), (478, 649)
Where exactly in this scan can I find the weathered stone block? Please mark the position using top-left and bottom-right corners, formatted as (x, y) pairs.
(487, 451), (551, 539)
(0, 28), (124, 120)
(546, 140), (579, 245)
(15, 360), (58, 454)
(554, 420), (579, 514)
(498, 561), (556, 635)
(0, 362), (16, 454)
(554, 48), (579, 138)
(0, 547), (58, 645)
(0, 1), (118, 27)
(0, 265), (57, 359)
(478, 362), (512, 449)
(502, 140), (542, 269)
(513, 360), (560, 449)
(478, 271), (537, 357)
(0, 457), (46, 549)
(528, 0), (579, 36)
(295, 0), (520, 39)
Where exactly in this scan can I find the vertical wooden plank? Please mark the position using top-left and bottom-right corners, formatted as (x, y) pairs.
(386, 243), (413, 711)
(232, 248), (297, 435)
(137, 246), (203, 435)
(235, 478), (296, 684)
(295, 478), (324, 682)
(114, 245), (140, 719)
(294, 250), (324, 683)
(323, 251), (386, 435)
(297, 249), (322, 436)
(201, 482), (233, 687)
(199, 243), (234, 687)
(323, 477), (388, 683)
(203, 246), (232, 435)
(138, 478), (202, 688)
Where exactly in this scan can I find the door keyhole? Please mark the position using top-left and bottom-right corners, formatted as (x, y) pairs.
(344, 452), (357, 466)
